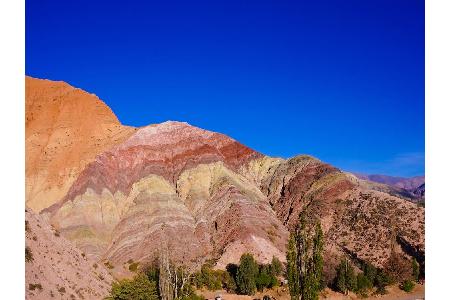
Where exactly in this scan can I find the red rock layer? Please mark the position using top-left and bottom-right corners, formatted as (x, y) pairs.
(47, 121), (262, 213)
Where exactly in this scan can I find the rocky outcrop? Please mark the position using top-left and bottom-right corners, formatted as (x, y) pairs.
(25, 209), (113, 300)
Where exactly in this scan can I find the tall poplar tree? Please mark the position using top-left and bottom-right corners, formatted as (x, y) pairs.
(286, 213), (324, 300)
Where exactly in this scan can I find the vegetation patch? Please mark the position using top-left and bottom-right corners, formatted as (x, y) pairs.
(25, 220), (31, 233)
(25, 246), (33, 262)
(400, 280), (415, 292)
(129, 262), (140, 272)
(29, 283), (42, 291)
(104, 261), (114, 269)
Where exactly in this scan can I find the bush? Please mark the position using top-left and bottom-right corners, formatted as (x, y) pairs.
(361, 262), (377, 286)
(25, 246), (33, 262)
(129, 262), (140, 272)
(400, 280), (415, 293)
(25, 220), (31, 233)
(178, 283), (206, 300)
(29, 283), (42, 291)
(192, 263), (222, 290)
(236, 253), (259, 295)
(374, 269), (393, 293)
(108, 273), (158, 300)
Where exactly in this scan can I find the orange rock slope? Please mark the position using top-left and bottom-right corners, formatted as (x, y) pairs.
(25, 76), (136, 212)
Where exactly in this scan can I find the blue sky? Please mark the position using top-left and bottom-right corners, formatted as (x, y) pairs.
(26, 0), (424, 177)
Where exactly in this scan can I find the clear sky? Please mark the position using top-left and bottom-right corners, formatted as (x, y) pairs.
(26, 0), (424, 177)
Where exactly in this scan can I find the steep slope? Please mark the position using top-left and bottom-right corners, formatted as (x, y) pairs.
(244, 156), (425, 281)
(26, 76), (136, 212)
(25, 209), (113, 300)
(412, 183), (425, 199)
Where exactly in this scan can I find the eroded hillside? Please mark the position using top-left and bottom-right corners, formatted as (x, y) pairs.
(26, 77), (425, 286)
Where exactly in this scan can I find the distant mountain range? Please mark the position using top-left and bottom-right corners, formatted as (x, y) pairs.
(353, 173), (425, 201)
(25, 77), (424, 298)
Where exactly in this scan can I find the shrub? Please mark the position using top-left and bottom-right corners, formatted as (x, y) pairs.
(400, 280), (415, 292)
(108, 273), (158, 300)
(104, 261), (114, 269)
(178, 282), (205, 300)
(25, 220), (31, 233)
(374, 269), (393, 293)
(193, 263), (222, 290)
(58, 287), (66, 294)
(25, 246), (33, 262)
(361, 262), (377, 287)
(129, 262), (140, 272)
(29, 283), (42, 291)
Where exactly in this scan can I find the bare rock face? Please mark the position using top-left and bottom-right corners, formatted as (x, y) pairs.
(25, 209), (113, 300)
(27, 77), (425, 284)
(26, 76), (136, 212)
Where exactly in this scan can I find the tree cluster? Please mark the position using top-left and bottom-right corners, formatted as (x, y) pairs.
(192, 255), (283, 296)
(286, 214), (324, 300)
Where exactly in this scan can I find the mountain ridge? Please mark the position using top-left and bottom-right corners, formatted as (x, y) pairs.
(26, 77), (424, 292)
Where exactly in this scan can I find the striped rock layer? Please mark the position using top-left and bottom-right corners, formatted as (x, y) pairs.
(27, 78), (424, 282)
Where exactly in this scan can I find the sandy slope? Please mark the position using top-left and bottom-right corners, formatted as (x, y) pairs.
(25, 209), (113, 299)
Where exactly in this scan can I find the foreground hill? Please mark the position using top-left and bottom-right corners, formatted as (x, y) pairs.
(25, 209), (113, 299)
(27, 77), (424, 285)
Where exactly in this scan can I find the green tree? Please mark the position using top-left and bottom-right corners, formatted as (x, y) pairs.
(286, 214), (324, 300)
(255, 264), (278, 292)
(287, 233), (300, 300)
(356, 273), (371, 295)
(270, 256), (283, 276)
(312, 222), (324, 291)
(412, 259), (420, 282)
(361, 262), (377, 288)
(236, 253), (259, 295)
(335, 258), (356, 295)
(108, 273), (159, 300)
